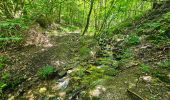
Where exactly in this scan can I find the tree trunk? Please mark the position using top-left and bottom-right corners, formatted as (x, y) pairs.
(82, 0), (94, 36)
(58, 2), (62, 23)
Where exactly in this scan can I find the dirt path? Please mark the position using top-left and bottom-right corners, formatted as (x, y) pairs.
(2, 32), (84, 99)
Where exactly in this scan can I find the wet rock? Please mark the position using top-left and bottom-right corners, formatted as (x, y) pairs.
(89, 85), (106, 97)
(57, 77), (70, 90)
(39, 87), (47, 93)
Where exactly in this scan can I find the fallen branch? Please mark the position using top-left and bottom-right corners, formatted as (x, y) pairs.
(127, 89), (145, 100)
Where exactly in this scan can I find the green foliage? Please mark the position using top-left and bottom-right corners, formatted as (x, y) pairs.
(96, 58), (119, 68)
(151, 95), (157, 100)
(70, 64), (118, 89)
(1, 73), (11, 80)
(0, 56), (8, 70)
(125, 34), (140, 46)
(144, 22), (161, 29)
(158, 60), (170, 70)
(37, 65), (55, 78)
(140, 64), (151, 73)
(79, 47), (91, 57)
(0, 72), (11, 93)
(0, 82), (7, 92)
(0, 18), (27, 49)
(122, 49), (134, 59)
(102, 66), (118, 76)
(62, 25), (79, 31)
(163, 12), (170, 21)
(153, 71), (170, 83)
(78, 65), (104, 86)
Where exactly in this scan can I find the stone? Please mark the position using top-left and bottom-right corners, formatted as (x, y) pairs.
(58, 70), (67, 77)
(59, 92), (66, 97)
(89, 85), (106, 97)
(141, 76), (152, 83)
(39, 87), (47, 93)
(57, 77), (70, 89)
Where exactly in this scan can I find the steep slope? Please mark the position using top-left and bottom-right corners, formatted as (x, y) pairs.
(95, 6), (170, 100)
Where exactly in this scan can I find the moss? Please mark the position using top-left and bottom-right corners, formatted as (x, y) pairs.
(103, 67), (118, 76)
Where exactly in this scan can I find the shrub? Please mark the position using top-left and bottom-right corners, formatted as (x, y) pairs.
(1, 73), (11, 80)
(79, 46), (91, 57)
(140, 64), (151, 73)
(37, 65), (55, 78)
(0, 56), (8, 70)
(0, 82), (7, 92)
(158, 59), (170, 70)
(125, 34), (140, 46)
(0, 18), (27, 49)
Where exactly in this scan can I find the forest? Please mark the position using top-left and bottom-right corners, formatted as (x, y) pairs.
(0, 0), (170, 100)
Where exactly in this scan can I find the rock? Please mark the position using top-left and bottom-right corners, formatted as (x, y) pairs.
(89, 85), (106, 97)
(57, 77), (70, 89)
(39, 87), (47, 93)
(58, 70), (67, 77)
(67, 68), (78, 74)
(116, 38), (124, 42)
(59, 92), (66, 97)
(141, 76), (152, 83)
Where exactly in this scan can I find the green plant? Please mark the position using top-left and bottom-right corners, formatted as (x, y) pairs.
(151, 95), (157, 100)
(0, 81), (7, 93)
(144, 22), (161, 29)
(122, 49), (134, 59)
(37, 65), (55, 78)
(1, 73), (11, 80)
(158, 59), (170, 70)
(0, 18), (27, 49)
(102, 66), (118, 76)
(140, 64), (151, 73)
(0, 63), (4, 69)
(0, 56), (8, 70)
(79, 46), (91, 56)
(153, 71), (170, 83)
(125, 34), (140, 46)
(163, 12), (170, 21)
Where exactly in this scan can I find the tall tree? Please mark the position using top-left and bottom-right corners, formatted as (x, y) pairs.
(82, 0), (94, 36)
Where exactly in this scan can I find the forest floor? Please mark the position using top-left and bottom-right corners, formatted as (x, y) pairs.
(1, 12), (170, 100)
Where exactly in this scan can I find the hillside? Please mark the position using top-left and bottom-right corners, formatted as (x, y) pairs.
(0, 0), (170, 100)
